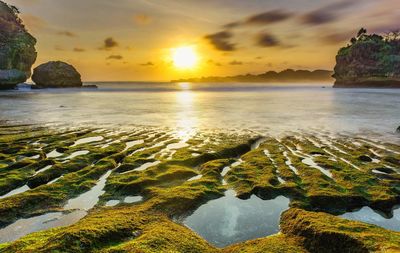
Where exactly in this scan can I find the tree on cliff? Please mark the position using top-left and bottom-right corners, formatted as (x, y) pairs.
(384, 30), (400, 42)
(357, 28), (367, 38)
(333, 28), (400, 88)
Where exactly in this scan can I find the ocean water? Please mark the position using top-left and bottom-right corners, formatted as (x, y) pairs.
(0, 82), (399, 138)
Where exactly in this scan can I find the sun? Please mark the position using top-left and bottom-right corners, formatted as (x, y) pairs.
(172, 46), (198, 69)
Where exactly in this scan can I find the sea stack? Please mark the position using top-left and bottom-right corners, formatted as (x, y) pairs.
(0, 1), (37, 89)
(333, 28), (400, 88)
(32, 61), (83, 88)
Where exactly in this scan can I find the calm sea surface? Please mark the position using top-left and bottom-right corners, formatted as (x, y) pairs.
(0, 82), (399, 138)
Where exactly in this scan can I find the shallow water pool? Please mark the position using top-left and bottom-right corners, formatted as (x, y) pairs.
(183, 190), (290, 247)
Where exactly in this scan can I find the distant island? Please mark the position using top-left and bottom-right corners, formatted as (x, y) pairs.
(333, 28), (400, 88)
(172, 69), (333, 83)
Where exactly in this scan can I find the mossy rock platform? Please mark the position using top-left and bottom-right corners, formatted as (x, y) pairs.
(0, 125), (399, 252)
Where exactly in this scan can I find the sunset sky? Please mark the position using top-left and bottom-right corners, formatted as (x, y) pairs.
(6, 0), (400, 81)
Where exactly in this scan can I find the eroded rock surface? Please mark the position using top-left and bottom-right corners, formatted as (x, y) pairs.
(0, 125), (399, 252)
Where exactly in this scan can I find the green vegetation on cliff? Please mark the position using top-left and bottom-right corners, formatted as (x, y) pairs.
(333, 28), (400, 88)
(0, 1), (37, 89)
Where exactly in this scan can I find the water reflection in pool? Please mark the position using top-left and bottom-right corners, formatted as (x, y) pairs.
(0, 210), (86, 243)
(183, 190), (290, 247)
(341, 206), (400, 231)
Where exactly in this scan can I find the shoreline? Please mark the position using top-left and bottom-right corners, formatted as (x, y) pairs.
(0, 124), (399, 251)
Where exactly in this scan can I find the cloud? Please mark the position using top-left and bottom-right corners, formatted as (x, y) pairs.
(256, 33), (280, 47)
(133, 14), (152, 25)
(205, 31), (236, 51)
(73, 47), (85, 52)
(302, 1), (356, 25)
(321, 31), (354, 44)
(100, 37), (118, 50)
(223, 22), (241, 29)
(106, 55), (123, 60)
(371, 22), (400, 34)
(207, 59), (222, 66)
(140, 62), (154, 66)
(246, 10), (292, 25)
(229, 60), (243, 65)
(57, 30), (77, 37)
(222, 10), (292, 30)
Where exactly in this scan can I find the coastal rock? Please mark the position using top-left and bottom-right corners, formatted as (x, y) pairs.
(0, 1), (37, 89)
(396, 126), (400, 134)
(333, 29), (400, 88)
(82, 84), (98, 89)
(32, 61), (82, 88)
(280, 208), (400, 253)
(0, 69), (27, 89)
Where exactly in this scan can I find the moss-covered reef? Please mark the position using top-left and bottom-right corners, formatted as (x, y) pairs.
(225, 135), (400, 214)
(280, 208), (400, 253)
(0, 124), (399, 252)
(333, 28), (400, 88)
(0, 1), (37, 89)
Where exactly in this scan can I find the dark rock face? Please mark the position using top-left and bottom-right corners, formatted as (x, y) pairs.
(396, 126), (400, 134)
(0, 1), (37, 89)
(333, 30), (400, 88)
(32, 61), (82, 88)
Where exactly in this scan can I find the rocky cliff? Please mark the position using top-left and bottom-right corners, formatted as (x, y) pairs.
(32, 61), (83, 88)
(0, 1), (37, 89)
(333, 29), (400, 88)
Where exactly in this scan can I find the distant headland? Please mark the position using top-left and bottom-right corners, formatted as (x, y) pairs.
(333, 28), (400, 88)
(172, 69), (333, 83)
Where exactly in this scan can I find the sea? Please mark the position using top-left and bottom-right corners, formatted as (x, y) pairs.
(0, 82), (399, 140)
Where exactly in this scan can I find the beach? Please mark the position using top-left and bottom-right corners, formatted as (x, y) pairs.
(0, 83), (399, 251)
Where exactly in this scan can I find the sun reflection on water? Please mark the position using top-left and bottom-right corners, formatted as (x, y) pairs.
(174, 87), (197, 140)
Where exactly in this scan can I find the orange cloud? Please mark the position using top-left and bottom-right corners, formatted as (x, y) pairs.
(133, 14), (152, 25)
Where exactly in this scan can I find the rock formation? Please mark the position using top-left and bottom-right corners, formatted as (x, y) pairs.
(32, 61), (83, 88)
(0, 1), (37, 89)
(333, 28), (400, 88)
(280, 208), (400, 253)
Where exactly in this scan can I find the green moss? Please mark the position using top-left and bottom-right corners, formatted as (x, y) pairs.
(281, 208), (400, 253)
(223, 234), (307, 253)
(0, 126), (399, 252)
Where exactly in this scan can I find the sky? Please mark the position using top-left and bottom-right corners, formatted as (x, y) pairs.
(5, 0), (400, 81)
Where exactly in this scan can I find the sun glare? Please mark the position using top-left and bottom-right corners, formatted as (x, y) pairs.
(172, 46), (198, 69)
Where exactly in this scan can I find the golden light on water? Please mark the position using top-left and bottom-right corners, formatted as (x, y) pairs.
(172, 46), (198, 69)
(175, 87), (198, 140)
